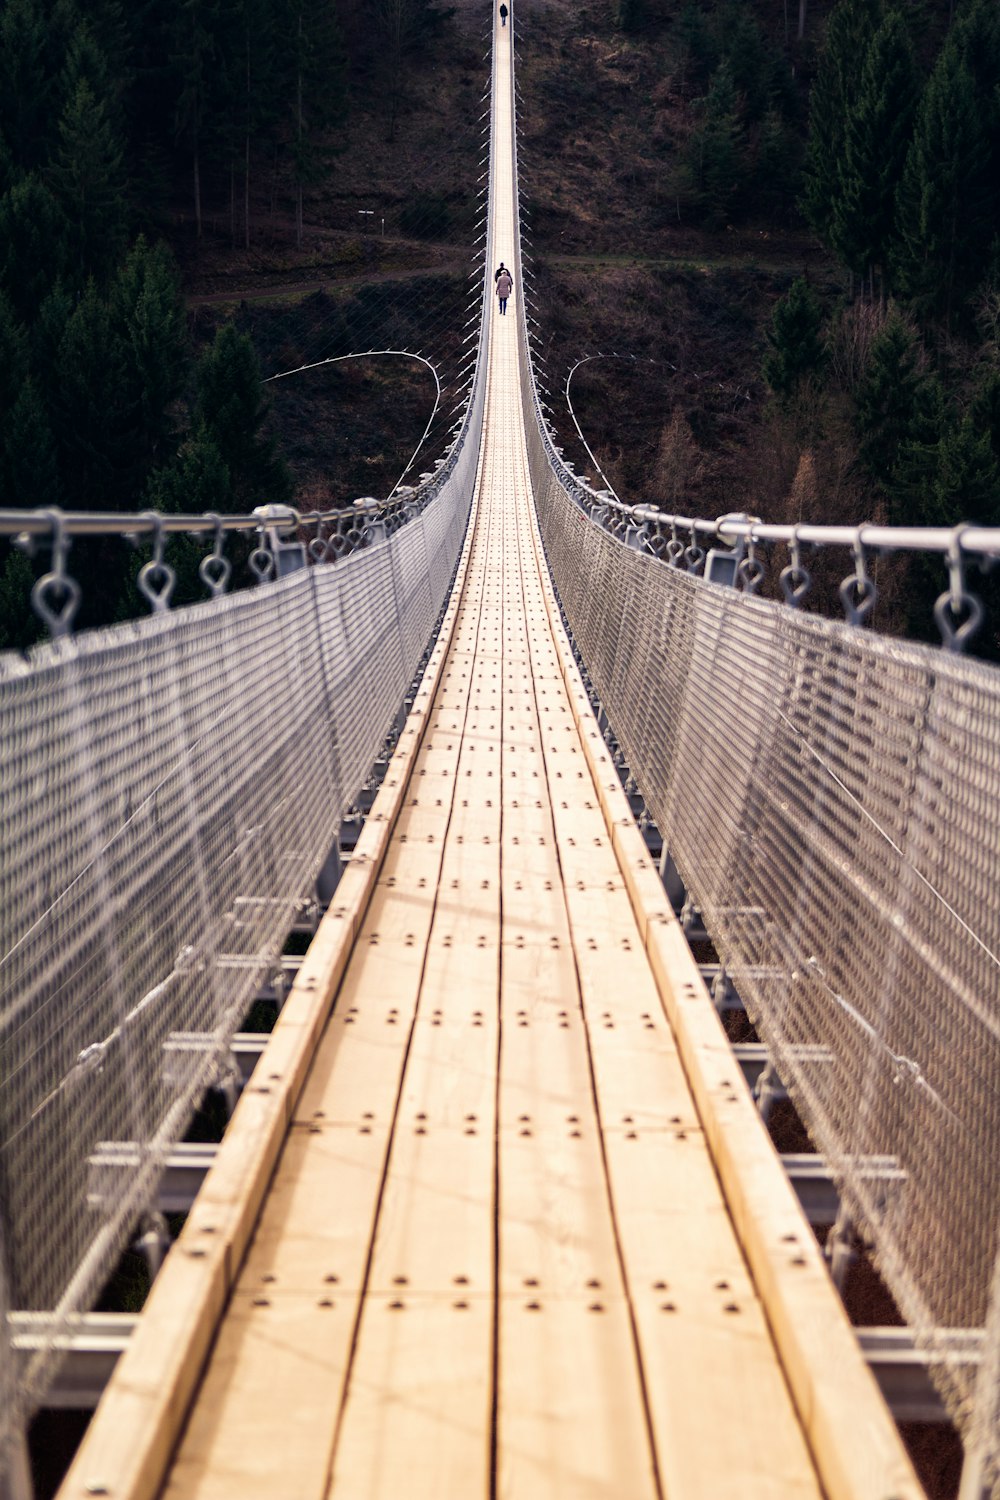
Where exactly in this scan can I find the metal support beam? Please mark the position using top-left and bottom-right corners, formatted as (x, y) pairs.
(10, 1314), (137, 1411)
(858, 1327), (982, 1424)
(14, 1311), (975, 1425)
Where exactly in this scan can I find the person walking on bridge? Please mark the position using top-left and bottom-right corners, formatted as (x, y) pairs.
(496, 266), (513, 315)
(499, 3), (508, 25)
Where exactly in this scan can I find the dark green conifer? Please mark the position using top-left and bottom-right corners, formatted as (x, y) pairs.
(722, 5), (769, 121)
(800, 0), (883, 249)
(0, 291), (29, 423)
(931, 414), (1000, 526)
(53, 278), (133, 508)
(854, 311), (931, 491)
(145, 424), (231, 514)
(0, 548), (42, 652)
(0, 0), (52, 169)
(112, 236), (189, 467)
(687, 62), (743, 230)
(754, 109), (801, 219)
(2, 378), (61, 509)
(50, 79), (129, 281)
(833, 9), (918, 289)
(0, 176), (71, 321)
(676, 1), (718, 91)
(891, 42), (992, 322)
(762, 277), (825, 399)
(195, 324), (292, 507)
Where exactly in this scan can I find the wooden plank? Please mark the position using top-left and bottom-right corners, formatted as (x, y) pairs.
(163, 1294), (355, 1500)
(496, 1299), (658, 1500)
(605, 1127), (823, 1498)
(233, 1123), (387, 1296)
(328, 1295), (492, 1500)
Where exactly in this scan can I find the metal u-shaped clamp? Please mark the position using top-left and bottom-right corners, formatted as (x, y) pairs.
(137, 512), (176, 613)
(838, 525), (877, 626)
(934, 524), (984, 653)
(199, 513), (231, 597)
(779, 525), (811, 608)
(31, 509), (82, 640)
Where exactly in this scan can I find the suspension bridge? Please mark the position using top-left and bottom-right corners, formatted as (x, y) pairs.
(2, 7), (1000, 1499)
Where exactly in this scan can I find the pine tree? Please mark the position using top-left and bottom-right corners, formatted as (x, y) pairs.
(172, 0), (221, 237)
(32, 280), (74, 388)
(0, 176), (71, 321)
(60, 19), (129, 143)
(970, 366), (1000, 469)
(195, 324), (292, 507)
(931, 413), (1000, 527)
(762, 277), (826, 399)
(112, 236), (189, 467)
(0, 0), (53, 170)
(0, 291), (29, 424)
(722, 5), (770, 122)
(833, 9), (918, 291)
(687, 62), (743, 230)
(53, 278), (134, 509)
(283, 0), (347, 250)
(854, 311), (931, 490)
(676, 1), (718, 92)
(891, 41), (993, 323)
(754, 109), (801, 219)
(50, 79), (129, 282)
(0, 548), (42, 653)
(145, 424), (231, 513)
(872, 364), (945, 530)
(0, 134), (12, 197)
(2, 378), (62, 509)
(800, 0), (883, 251)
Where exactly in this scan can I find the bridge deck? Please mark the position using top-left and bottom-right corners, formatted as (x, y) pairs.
(154, 255), (820, 1500)
(57, 14), (924, 1500)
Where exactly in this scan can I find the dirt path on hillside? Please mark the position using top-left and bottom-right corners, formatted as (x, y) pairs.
(186, 259), (468, 308)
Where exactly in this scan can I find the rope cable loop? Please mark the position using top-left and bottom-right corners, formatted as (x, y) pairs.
(30, 509), (82, 639)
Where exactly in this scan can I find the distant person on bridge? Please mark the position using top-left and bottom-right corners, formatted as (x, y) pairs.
(496, 267), (513, 315)
(499, 3), (508, 25)
(494, 260), (508, 283)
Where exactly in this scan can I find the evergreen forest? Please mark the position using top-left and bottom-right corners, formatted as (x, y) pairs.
(0, 0), (998, 655)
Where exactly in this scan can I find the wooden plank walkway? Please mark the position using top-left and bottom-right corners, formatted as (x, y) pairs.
(58, 12), (925, 1500)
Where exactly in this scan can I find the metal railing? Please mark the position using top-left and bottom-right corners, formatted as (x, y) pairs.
(0, 27), (497, 1494)
(509, 12), (1000, 1494)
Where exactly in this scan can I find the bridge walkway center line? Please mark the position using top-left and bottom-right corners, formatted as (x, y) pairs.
(57, 10), (925, 1500)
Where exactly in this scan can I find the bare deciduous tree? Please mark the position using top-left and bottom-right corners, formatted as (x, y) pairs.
(654, 409), (704, 506)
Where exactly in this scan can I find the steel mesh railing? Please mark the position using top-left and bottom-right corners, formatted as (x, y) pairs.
(0, 42), (493, 1458)
(0, 468), (476, 1400)
(506, 9), (1000, 1468)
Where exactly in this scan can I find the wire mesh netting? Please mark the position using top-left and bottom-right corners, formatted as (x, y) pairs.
(0, 13), (495, 1466)
(519, 328), (1000, 1441)
(0, 388), (482, 1439)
